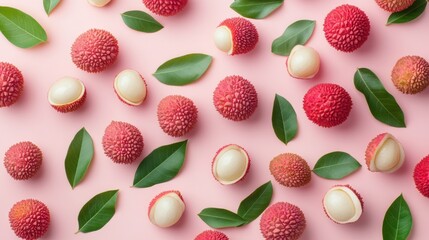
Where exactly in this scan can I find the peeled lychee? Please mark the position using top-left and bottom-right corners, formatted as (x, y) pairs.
(143, 0), (187, 16)
(269, 153), (311, 187)
(214, 17), (258, 55)
(0, 62), (24, 107)
(212, 144), (250, 185)
(114, 69), (147, 106)
(323, 185), (363, 224)
(4, 142), (42, 180)
(157, 95), (198, 137)
(287, 45), (320, 79)
(303, 83), (352, 127)
(102, 121), (144, 164)
(324, 5), (370, 52)
(213, 75), (258, 121)
(260, 202), (306, 240)
(413, 156), (429, 197)
(375, 0), (415, 12)
(195, 230), (229, 240)
(9, 199), (50, 239)
(148, 190), (185, 228)
(48, 77), (86, 113)
(71, 29), (119, 73)
(391, 56), (429, 94)
(87, 0), (111, 7)
(365, 133), (404, 173)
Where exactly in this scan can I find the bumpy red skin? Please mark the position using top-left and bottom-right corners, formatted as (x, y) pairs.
(303, 83), (352, 128)
(323, 5), (370, 52)
(102, 121), (144, 164)
(365, 133), (386, 169)
(157, 95), (198, 137)
(269, 153), (311, 187)
(71, 29), (119, 73)
(260, 202), (306, 240)
(375, 0), (415, 12)
(148, 190), (184, 218)
(213, 75), (258, 121)
(195, 230), (229, 240)
(323, 184), (364, 224)
(391, 56), (429, 94)
(0, 62), (24, 107)
(51, 87), (87, 113)
(9, 199), (50, 240)
(414, 156), (429, 197)
(219, 17), (259, 55)
(143, 0), (188, 16)
(211, 144), (250, 184)
(4, 142), (42, 180)
(114, 73), (147, 106)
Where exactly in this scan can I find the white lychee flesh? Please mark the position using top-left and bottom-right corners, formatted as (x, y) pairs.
(287, 45), (320, 79)
(214, 26), (233, 54)
(149, 192), (185, 228)
(212, 144), (249, 185)
(323, 186), (362, 224)
(114, 69), (147, 106)
(87, 0), (111, 7)
(370, 135), (404, 173)
(48, 77), (85, 107)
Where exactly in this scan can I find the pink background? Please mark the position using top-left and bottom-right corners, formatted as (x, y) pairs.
(1, 0), (428, 239)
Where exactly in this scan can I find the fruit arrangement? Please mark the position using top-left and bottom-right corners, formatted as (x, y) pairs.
(1, 0), (428, 239)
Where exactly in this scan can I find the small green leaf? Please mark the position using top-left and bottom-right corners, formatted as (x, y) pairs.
(313, 152), (361, 179)
(198, 208), (247, 229)
(44, 0), (61, 15)
(354, 68), (406, 128)
(78, 190), (118, 233)
(237, 181), (273, 223)
(0, 6), (48, 48)
(153, 54), (212, 86)
(121, 10), (163, 33)
(271, 20), (315, 56)
(133, 140), (187, 188)
(272, 94), (298, 145)
(65, 128), (94, 189)
(382, 194), (412, 240)
(387, 0), (427, 25)
(230, 0), (284, 19)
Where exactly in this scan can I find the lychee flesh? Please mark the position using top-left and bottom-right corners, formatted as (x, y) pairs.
(375, 0), (415, 12)
(391, 56), (429, 94)
(287, 45), (320, 79)
(212, 144), (250, 185)
(269, 153), (311, 187)
(48, 77), (86, 113)
(323, 185), (363, 224)
(9, 199), (50, 239)
(0, 62), (24, 107)
(260, 202), (306, 240)
(71, 29), (119, 73)
(114, 69), (147, 106)
(323, 4), (370, 52)
(365, 133), (404, 173)
(148, 190), (185, 228)
(303, 83), (352, 128)
(157, 95), (198, 137)
(143, 0), (187, 16)
(213, 75), (258, 121)
(102, 121), (144, 164)
(413, 156), (429, 198)
(4, 141), (42, 180)
(87, 0), (111, 7)
(195, 230), (229, 240)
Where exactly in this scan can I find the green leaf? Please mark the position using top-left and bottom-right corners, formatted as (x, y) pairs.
(0, 6), (47, 48)
(387, 0), (427, 25)
(272, 94), (298, 145)
(198, 208), (247, 229)
(78, 190), (118, 233)
(44, 0), (61, 15)
(313, 152), (361, 180)
(237, 181), (273, 223)
(153, 54), (212, 86)
(271, 20), (315, 56)
(382, 194), (412, 240)
(230, 0), (284, 19)
(121, 10), (163, 33)
(354, 68), (406, 128)
(65, 128), (94, 189)
(133, 140), (187, 188)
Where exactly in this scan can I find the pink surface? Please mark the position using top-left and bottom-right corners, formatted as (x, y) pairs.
(1, 0), (428, 239)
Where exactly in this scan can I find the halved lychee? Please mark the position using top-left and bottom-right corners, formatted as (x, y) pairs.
(323, 185), (363, 224)
(214, 17), (258, 55)
(48, 77), (86, 113)
(148, 190), (185, 228)
(212, 144), (250, 185)
(365, 133), (404, 173)
(114, 69), (147, 106)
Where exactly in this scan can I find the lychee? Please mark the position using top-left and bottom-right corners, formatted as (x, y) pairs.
(87, 0), (111, 7)
(287, 45), (320, 79)
(0, 62), (24, 107)
(413, 156), (429, 198)
(195, 230), (229, 240)
(269, 153), (311, 188)
(323, 185), (363, 224)
(9, 199), (50, 239)
(212, 144), (250, 185)
(48, 77), (86, 113)
(148, 190), (185, 228)
(365, 133), (404, 173)
(375, 0), (415, 12)
(391, 56), (429, 94)
(114, 69), (147, 106)
(143, 0), (187, 16)
(214, 17), (258, 55)
(4, 141), (42, 180)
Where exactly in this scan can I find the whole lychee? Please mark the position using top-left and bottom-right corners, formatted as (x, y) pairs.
(4, 141), (42, 180)
(9, 199), (50, 239)
(269, 153), (311, 187)
(413, 156), (429, 197)
(391, 56), (429, 94)
(375, 0), (415, 12)
(195, 230), (229, 240)
(0, 62), (24, 107)
(143, 0), (187, 16)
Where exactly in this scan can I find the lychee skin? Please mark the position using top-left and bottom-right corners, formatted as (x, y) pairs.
(9, 199), (50, 240)
(217, 17), (259, 55)
(213, 75), (258, 121)
(157, 95), (198, 137)
(71, 29), (119, 73)
(269, 153), (311, 187)
(303, 83), (352, 128)
(195, 230), (229, 240)
(391, 56), (429, 94)
(4, 142), (42, 180)
(143, 0), (187, 16)
(375, 0), (415, 12)
(0, 62), (24, 107)
(323, 4), (370, 52)
(102, 121), (144, 164)
(260, 202), (306, 240)
(413, 156), (429, 197)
